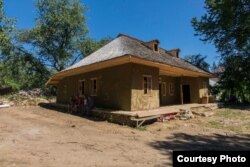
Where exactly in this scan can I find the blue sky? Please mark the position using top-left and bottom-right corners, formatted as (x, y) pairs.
(4, 0), (219, 65)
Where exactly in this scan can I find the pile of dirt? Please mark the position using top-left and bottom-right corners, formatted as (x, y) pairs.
(0, 88), (55, 106)
(18, 88), (44, 96)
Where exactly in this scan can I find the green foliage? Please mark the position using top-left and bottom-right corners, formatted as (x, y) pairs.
(0, 52), (50, 90)
(0, 0), (49, 90)
(0, 0), (15, 57)
(79, 37), (113, 57)
(20, 0), (88, 71)
(1, 0), (112, 92)
(183, 54), (210, 71)
(192, 0), (250, 103)
(192, 0), (250, 56)
(217, 56), (250, 102)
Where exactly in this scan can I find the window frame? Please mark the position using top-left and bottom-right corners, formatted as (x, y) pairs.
(153, 43), (159, 52)
(143, 75), (152, 95)
(169, 82), (174, 96)
(90, 77), (98, 96)
(162, 82), (166, 96)
(78, 79), (86, 96)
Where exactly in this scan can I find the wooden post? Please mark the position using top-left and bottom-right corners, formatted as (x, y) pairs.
(180, 76), (183, 104)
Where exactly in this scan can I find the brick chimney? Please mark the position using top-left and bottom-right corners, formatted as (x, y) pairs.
(166, 49), (180, 58)
(144, 40), (160, 53)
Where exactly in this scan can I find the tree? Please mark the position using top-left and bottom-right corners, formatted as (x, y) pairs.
(0, 0), (49, 90)
(21, 0), (88, 71)
(218, 56), (250, 102)
(192, 0), (250, 103)
(183, 54), (210, 71)
(192, 0), (250, 57)
(79, 37), (113, 57)
(1, 0), (112, 91)
(0, 0), (14, 58)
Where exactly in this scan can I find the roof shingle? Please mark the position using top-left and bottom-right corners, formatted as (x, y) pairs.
(63, 34), (210, 75)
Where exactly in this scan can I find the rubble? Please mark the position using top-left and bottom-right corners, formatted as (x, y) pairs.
(192, 111), (215, 117)
(0, 88), (55, 107)
(176, 109), (194, 120)
(0, 104), (10, 108)
(18, 88), (45, 97)
(191, 106), (215, 117)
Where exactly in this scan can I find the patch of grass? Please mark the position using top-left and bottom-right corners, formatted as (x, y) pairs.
(136, 126), (147, 131)
(215, 109), (244, 119)
(246, 122), (250, 129)
(39, 95), (56, 100)
(207, 120), (244, 133)
(225, 126), (243, 133)
(208, 120), (224, 129)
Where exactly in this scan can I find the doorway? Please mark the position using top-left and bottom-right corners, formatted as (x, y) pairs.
(182, 85), (191, 103)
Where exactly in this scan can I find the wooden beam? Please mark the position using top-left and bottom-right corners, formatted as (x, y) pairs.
(159, 70), (181, 77)
(130, 56), (211, 77)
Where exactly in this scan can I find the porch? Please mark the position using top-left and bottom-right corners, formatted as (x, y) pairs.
(93, 103), (218, 118)
(158, 75), (209, 106)
(92, 103), (219, 127)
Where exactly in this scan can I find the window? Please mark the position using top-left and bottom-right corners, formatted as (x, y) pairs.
(162, 82), (166, 96)
(79, 80), (85, 96)
(169, 83), (174, 96)
(143, 75), (152, 94)
(153, 43), (159, 52)
(90, 78), (97, 96)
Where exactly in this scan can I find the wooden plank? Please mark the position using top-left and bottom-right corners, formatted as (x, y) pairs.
(136, 109), (179, 118)
(131, 115), (160, 128)
(131, 115), (160, 121)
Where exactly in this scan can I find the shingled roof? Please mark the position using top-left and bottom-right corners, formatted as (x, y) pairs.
(47, 34), (212, 85)
(65, 34), (209, 73)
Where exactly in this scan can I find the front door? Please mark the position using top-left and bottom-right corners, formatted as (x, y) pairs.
(182, 85), (191, 103)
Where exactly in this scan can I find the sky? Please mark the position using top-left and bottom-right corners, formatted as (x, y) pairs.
(4, 0), (219, 65)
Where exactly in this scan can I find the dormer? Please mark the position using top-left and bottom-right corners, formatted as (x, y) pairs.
(166, 48), (180, 58)
(144, 40), (160, 53)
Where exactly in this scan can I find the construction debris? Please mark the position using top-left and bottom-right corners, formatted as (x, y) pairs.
(0, 104), (10, 109)
(191, 106), (215, 117)
(192, 111), (215, 117)
(176, 109), (194, 120)
(18, 88), (46, 97)
(0, 88), (55, 107)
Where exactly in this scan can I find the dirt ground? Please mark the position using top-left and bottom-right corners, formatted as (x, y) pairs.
(0, 106), (250, 167)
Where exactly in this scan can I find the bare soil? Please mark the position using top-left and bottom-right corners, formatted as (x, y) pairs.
(0, 106), (249, 167)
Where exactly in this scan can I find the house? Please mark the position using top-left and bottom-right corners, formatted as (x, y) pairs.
(46, 34), (213, 111)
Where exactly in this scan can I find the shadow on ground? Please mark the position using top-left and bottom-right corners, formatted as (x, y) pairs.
(38, 102), (105, 122)
(149, 133), (250, 166)
(221, 103), (250, 111)
(149, 133), (250, 153)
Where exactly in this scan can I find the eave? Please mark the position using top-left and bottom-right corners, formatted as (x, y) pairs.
(46, 55), (214, 86)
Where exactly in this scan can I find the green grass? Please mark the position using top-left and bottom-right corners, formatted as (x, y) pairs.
(136, 126), (147, 131)
(215, 109), (245, 119)
(208, 120), (224, 129)
(207, 120), (243, 133)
